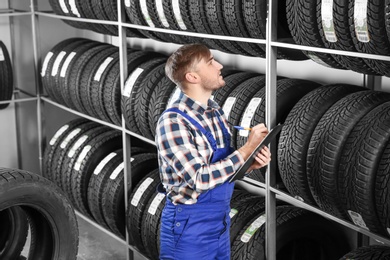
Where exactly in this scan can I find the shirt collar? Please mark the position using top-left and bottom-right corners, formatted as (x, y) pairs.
(178, 92), (220, 114)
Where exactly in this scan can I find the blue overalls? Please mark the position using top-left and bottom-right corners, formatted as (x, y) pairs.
(159, 107), (235, 260)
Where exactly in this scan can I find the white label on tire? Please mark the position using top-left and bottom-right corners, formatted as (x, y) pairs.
(60, 128), (81, 149)
(131, 177), (154, 207)
(123, 68), (144, 97)
(49, 124), (69, 146)
(69, 0), (81, 17)
(321, 0), (337, 42)
(59, 0), (69, 14)
(229, 208), (238, 219)
(93, 152), (117, 175)
(348, 210), (369, 229)
(140, 0), (155, 28)
(60, 52), (76, 78)
(155, 0), (169, 27)
(74, 145), (91, 171)
(148, 193), (166, 215)
(239, 98), (262, 137)
(51, 51), (67, 76)
(68, 135), (88, 158)
(167, 86), (181, 107)
(41, 52), (53, 77)
(172, 0), (187, 30)
(110, 162), (125, 180)
(94, 57), (114, 81)
(240, 214), (266, 243)
(222, 97), (236, 118)
(354, 0), (369, 42)
(0, 48), (4, 61)
(124, 0), (130, 7)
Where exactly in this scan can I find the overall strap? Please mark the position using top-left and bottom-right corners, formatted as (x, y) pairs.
(163, 107), (217, 151)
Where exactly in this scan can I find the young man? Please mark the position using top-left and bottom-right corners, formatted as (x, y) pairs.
(155, 44), (271, 260)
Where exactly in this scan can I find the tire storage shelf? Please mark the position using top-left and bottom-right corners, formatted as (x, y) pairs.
(4, 0), (390, 260)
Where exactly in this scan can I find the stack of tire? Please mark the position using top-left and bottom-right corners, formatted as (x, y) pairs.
(286, 0), (390, 76)
(126, 186), (353, 259)
(49, 0), (306, 59)
(340, 245), (390, 259)
(278, 85), (390, 238)
(43, 118), (159, 238)
(0, 167), (78, 259)
(48, 0), (144, 37)
(0, 40), (13, 109)
(40, 38), (167, 126)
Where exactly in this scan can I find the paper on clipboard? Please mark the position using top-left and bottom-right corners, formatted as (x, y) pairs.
(229, 123), (284, 183)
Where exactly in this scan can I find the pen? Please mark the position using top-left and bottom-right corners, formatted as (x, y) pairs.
(234, 126), (252, 131)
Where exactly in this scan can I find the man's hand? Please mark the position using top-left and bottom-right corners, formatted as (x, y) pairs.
(248, 146), (271, 171)
(238, 123), (269, 160)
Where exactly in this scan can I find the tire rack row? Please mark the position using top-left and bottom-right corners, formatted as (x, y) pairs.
(6, 1), (390, 260)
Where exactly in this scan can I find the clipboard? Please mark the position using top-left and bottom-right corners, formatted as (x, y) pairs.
(229, 123), (284, 183)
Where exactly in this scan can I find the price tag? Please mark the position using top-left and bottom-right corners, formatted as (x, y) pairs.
(51, 51), (67, 76)
(354, 0), (369, 42)
(123, 68), (144, 97)
(222, 97), (236, 118)
(49, 124), (69, 146)
(94, 57), (114, 81)
(148, 193), (166, 215)
(239, 98), (261, 137)
(240, 214), (266, 243)
(172, 0), (187, 30)
(124, 0), (131, 7)
(321, 0), (337, 42)
(59, 0), (69, 14)
(60, 52), (76, 77)
(140, 0), (155, 27)
(60, 128), (81, 149)
(0, 47), (4, 61)
(74, 145), (92, 171)
(348, 210), (369, 229)
(110, 162), (125, 180)
(156, 0), (170, 27)
(93, 152), (117, 175)
(131, 177), (154, 206)
(229, 208), (238, 219)
(41, 52), (54, 77)
(69, 0), (81, 17)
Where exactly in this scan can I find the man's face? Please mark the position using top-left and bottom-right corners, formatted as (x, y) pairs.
(194, 54), (225, 91)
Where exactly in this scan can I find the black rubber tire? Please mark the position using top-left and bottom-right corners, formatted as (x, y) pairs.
(148, 76), (178, 139)
(0, 207), (29, 260)
(127, 168), (160, 253)
(286, 0), (346, 69)
(42, 118), (89, 181)
(102, 153), (158, 238)
(278, 84), (364, 205)
(316, 0), (377, 74)
(0, 168), (79, 260)
(338, 102), (390, 236)
(0, 41), (13, 109)
(340, 245), (390, 260)
(122, 57), (167, 135)
(212, 72), (260, 107)
(231, 205), (351, 260)
(60, 125), (111, 207)
(90, 0), (118, 35)
(135, 63), (169, 139)
(222, 75), (266, 149)
(222, 0), (265, 57)
(350, 0), (390, 76)
(140, 191), (166, 260)
(74, 0), (109, 34)
(307, 91), (390, 220)
(70, 129), (122, 218)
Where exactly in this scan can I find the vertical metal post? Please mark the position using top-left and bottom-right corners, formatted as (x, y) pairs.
(265, 0), (278, 259)
(364, 74), (382, 91)
(30, 0), (45, 173)
(117, 1), (133, 259)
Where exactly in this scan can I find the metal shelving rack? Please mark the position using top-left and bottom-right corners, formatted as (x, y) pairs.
(6, 0), (388, 259)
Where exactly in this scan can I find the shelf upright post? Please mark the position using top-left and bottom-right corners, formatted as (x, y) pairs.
(265, 0), (278, 259)
(117, 1), (133, 259)
(364, 74), (382, 91)
(30, 0), (45, 173)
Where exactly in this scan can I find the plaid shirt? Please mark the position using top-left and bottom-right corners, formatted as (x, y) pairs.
(155, 92), (244, 205)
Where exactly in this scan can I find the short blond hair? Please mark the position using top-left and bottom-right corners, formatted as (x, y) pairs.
(165, 44), (211, 86)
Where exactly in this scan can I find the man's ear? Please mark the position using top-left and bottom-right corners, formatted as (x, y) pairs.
(185, 72), (199, 84)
